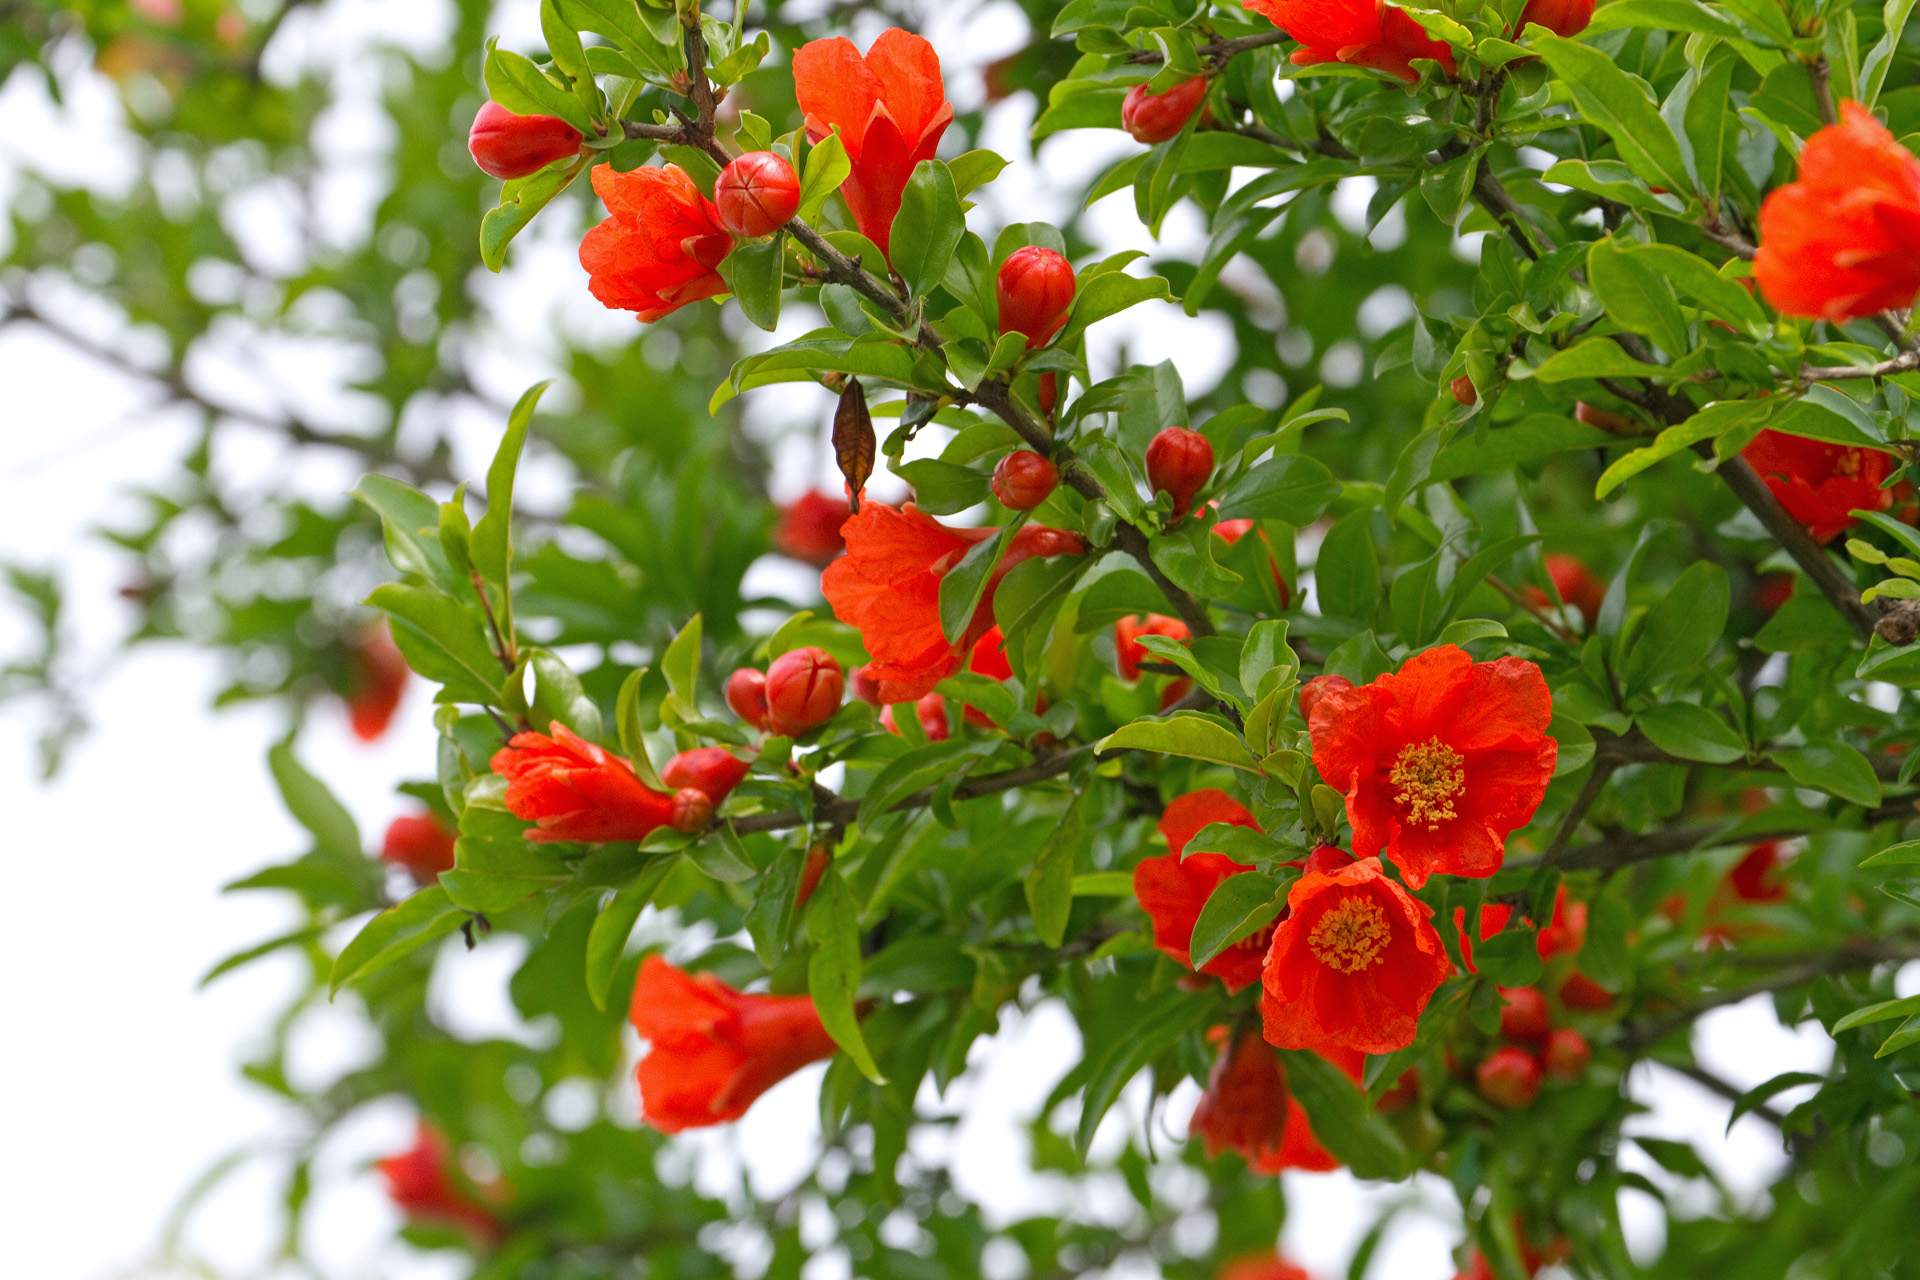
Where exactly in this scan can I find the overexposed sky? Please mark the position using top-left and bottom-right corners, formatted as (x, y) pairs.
(0, 2), (1856, 1277)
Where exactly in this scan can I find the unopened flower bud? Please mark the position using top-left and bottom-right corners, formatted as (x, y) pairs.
(1451, 374), (1477, 406)
(714, 151), (801, 238)
(765, 646), (844, 737)
(670, 787), (714, 832)
(1476, 1047), (1543, 1109)
(991, 450), (1059, 510)
(467, 101), (584, 180)
(995, 246), (1076, 348)
(726, 668), (770, 730)
(1145, 426), (1213, 518)
(1121, 77), (1207, 144)
(662, 746), (751, 804)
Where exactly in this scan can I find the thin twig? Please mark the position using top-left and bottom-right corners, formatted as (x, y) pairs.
(1125, 27), (1293, 67)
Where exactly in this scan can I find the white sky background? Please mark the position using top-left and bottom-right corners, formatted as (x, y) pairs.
(0, 1), (1868, 1276)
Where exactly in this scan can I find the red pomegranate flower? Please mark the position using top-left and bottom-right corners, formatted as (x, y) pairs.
(1219, 1256), (1318, 1280)
(791, 28), (952, 259)
(1134, 790), (1268, 992)
(1260, 853), (1450, 1056)
(773, 490), (852, 566)
(381, 812), (457, 881)
(1728, 840), (1788, 903)
(1189, 1029), (1341, 1174)
(1309, 644), (1556, 888)
(820, 502), (1085, 704)
(377, 1123), (502, 1241)
(1740, 429), (1895, 543)
(629, 955), (841, 1131)
(579, 164), (734, 323)
(1753, 101), (1920, 324)
(490, 724), (675, 843)
(1243, 0), (1454, 82)
(346, 620), (409, 741)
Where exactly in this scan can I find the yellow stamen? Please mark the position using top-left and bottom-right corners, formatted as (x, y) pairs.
(1389, 737), (1466, 831)
(1308, 895), (1392, 973)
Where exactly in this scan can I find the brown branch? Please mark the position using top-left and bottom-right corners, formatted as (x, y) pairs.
(1655, 1060), (1790, 1129)
(1542, 760), (1617, 862)
(1806, 56), (1838, 128)
(1622, 940), (1920, 1050)
(1696, 222), (1757, 261)
(1546, 796), (1920, 872)
(729, 746), (1086, 834)
(1125, 27), (1293, 67)
(1801, 344), (1920, 383)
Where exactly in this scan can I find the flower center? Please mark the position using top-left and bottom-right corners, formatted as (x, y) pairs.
(1308, 895), (1391, 973)
(1389, 737), (1466, 831)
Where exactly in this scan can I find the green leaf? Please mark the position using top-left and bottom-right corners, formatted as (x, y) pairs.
(1596, 399), (1774, 498)
(1769, 740), (1882, 807)
(1097, 714), (1260, 772)
(1054, 270), (1176, 351)
(795, 130), (851, 225)
(353, 475), (461, 594)
(1529, 337), (1670, 383)
(1725, 1071), (1824, 1133)
(1588, 236), (1689, 356)
(1635, 702), (1747, 764)
(1076, 988), (1220, 1156)
(858, 740), (1002, 827)
(892, 458), (989, 515)
(1188, 871), (1286, 970)
(1630, 243), (1767, 332)
(368, 583), (506, 705)
(720, 234), (785, 332)
(948, 148), (1009, 197)
(530, 647), (603, 740)
(938, 525), (1012, 645)
(1420, 148), (1479, 227)
(1026, 788), (1088, 947)
(807, 871), (885, 1082)
(1278, 1048), (1414, 1179)
(586, 857), (678, 1010)
(1582, 0), (1748, 39)
(1541, 159), (1686, 215)
(661, 613), (703, 720)
(1472, 928), (1545, 987)
(481, 160), (583, 272)
(268, 740), (360, 858)
(484, 45), (592, 132)
(1681, 57), (1738, 199)
(1860, 840), (1920, 868)
(1532, 34), (1692, 195)
(330, 888), (465, 995)
(1831, 995), (1920, 1034)
(1316, 509), (1381, 621)
(1390, 551), (1453, 646)
(1150, 520), (1242, 599)
(1216, 454), (1341, 525)
(472, 380), (551, 597)
(200, 924), (328, 987)
(890, 161), (964, 296)
(1621, 561), (1729, 692)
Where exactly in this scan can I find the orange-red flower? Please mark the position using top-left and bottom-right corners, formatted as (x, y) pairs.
(1243, 0), (1455, 83)
(820, 502), (1085, 704)
(381, 812), (457, 881)
(579, 164), (734, 323)
(1134, 790), (1268, 992)
(1190, 1029), (1340, 1174)
(792, 28), (952, 259)
(1753, 101), (1920, 324)
(346, 620), (409, 741)
(490, 724), (675, 843)
(1309, 644), (1555, 889)
(1260, 853), (1449, 1056)
(1524, 552), (1606, 623)
(1728, 840), (1788, 903)
(774, 490), (852, 566)
(1740, 429), (1895, 543)
(628, 955), (840, 1131)
(377, 1123), (502, 1241)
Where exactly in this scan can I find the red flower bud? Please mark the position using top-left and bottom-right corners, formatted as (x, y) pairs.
(713, 150), (801, 238)
(1038, 371), (1060, 415)
(381, 812), (457, 882)
(491, 725), (675, 843)
(726, 668), (770, 730)
(1542, 1027), (1590, 1080)
(848, 664), (882, 706)
(377, 1124), (502, 1241)
(1574, 401), (1637, 434)
(991, 450), (1060, 510)
(1476, 1046), (1542, 1109)
(1121, 76), (1207, 144)
(346, 620), (409, 742)
(468, 100), (584, 180)
(795, 843), (832, 909)
(1450, 374), (1477, 406)
(881, 691), (950, 741)
(1516, 0), (1595, 37)
(1297, 673), (1352, 724)
(1498, 986), (1550, 1043)
(1558, 971), (1615, 1011)
(670, 787), (714, 832)
(1114, 613), (1191, 682)
(662, 747), (751, 804)
(765, 646), (844, 737)
(996, 246), (1076, 348)
(1145, 426), (1213, 518)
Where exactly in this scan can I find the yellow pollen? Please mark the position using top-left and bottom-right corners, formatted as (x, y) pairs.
(1308, 896), (1392, 973)
(1389, 737), (1466, 831)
